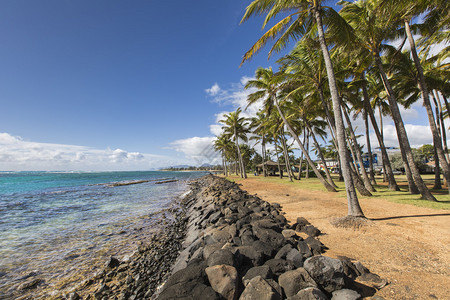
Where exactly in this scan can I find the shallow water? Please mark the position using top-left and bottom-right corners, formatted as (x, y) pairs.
(0, 171), (206, 299)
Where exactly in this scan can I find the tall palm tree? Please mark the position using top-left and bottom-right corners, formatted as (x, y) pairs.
(340, 0), (436, 200)
(241, 0), (364, 216)
(245, 67), (337, 192)
(220, 108), (249, 179)
(384, 0), (450, 193)
(249, 110), (270, 176)
(214, 134), (233, 176)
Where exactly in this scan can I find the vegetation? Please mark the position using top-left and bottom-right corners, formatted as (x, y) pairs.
(211, 0), (449, 218)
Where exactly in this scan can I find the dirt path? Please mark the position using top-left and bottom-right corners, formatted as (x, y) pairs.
(235, 177), (450, 300)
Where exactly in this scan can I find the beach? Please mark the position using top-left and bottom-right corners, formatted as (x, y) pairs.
(229, 175), (450, 299)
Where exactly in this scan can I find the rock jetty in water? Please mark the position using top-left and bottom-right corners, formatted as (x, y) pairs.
(67, 175), (386, 299)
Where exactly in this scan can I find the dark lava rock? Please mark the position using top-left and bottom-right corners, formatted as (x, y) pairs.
(207, 249), (235, 267)
(290, 287), (328, 300)
(305, 236), (326, 255)
(275, 244), (294, 260)
(107, 256), (121, 268)
(235, 246), (264, 267)
(158, 280), (220, 300)
(242, 265), (273, 286)
(303, 225), (321, 237)
(205, 264), (239, 300)
(278, 268), (318, 298)
(164, 258), (207, 287)
(253, 227), (286, 250)
(264, 259), (295, 277)
(298, 240), (313, 258)
(303, 256), (345, 293)
(240, 276), (282, 300)
(331, 289), (361, 300)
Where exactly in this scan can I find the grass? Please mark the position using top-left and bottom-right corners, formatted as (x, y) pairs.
(224, 173), (450, 210)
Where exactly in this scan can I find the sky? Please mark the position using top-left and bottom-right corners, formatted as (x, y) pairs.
(0, 0), (446, 171)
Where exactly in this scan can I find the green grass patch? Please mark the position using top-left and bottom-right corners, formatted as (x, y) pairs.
(225, 174), (449, 210)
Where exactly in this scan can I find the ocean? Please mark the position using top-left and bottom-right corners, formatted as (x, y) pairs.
(0, 171), (208, 299)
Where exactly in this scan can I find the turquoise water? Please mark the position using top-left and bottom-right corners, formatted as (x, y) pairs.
(0, 171), (207, 299)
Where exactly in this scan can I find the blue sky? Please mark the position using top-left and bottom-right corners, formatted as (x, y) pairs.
(0, 1), (443, 171)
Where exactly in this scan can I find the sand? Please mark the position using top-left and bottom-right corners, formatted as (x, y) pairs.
(230, 175), (450, 300)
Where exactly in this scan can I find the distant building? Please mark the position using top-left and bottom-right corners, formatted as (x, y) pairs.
(362, 147), (401, 171)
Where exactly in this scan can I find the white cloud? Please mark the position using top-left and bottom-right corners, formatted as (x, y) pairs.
(169, 136), (220, 165)
(205, 83), (221, 96)
(0, 132), (180, 171)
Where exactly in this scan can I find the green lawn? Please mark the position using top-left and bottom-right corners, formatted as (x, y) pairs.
(226, 173), (450, 210)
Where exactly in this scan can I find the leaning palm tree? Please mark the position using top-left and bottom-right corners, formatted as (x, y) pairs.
(241, 0), (364, 216)
(340, 0), (436, 200)
(220, 108), (250, 179)
(245, 66), (337, 192)
(214, 134), (233, 176)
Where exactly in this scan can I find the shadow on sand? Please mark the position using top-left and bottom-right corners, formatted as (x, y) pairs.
(370, 213), (450, 221)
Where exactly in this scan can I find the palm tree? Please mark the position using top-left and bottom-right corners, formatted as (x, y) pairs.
(241, 0), (364, 216)
(384, 0), (450, 193)
(249, 110), (270, 176)
(214, 134), (233, 176)
(340, 0), (436, 200)
(220, 108), (249, 179)
(245, 67), (337, 192)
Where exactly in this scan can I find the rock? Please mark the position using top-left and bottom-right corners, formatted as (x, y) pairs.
(275, 244), (294, 259)
(242, 265), (273, 286)
(158, 281), (220, 300)
(203, 243), (226, 261)
(298, 240), (313, 258)
(207, 249), (235, 267)
(303, 256), (345, 293)
(205, 264), (239, 300)
(303, 225), (321, 237)
(252, 240), (276, 258)
(296, 217), (311, 230)
(107, 256), (121, 269)
(357, 272), (388, 289)
(286, 248), (304, 268)
(305, 237), (326, 255)
(253, 227), (286, 250)
(65, 292), (81, 300)
(164, 259), (207, 287)
(331, 289), (361, 300)
(235, 246), (264, 267)
(289, 287), (328, 300)
(282, 229), (297, 239)
(252, 219), (282, 232)
(18, 278), (43, 290)
(239, 276), (282, 300)
(278, 268), (318, 298)
(353, 262), (369, 276)
(264, 259), (295, 277)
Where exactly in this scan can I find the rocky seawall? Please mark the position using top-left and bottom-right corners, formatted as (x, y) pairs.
(67, 175), (386, 300)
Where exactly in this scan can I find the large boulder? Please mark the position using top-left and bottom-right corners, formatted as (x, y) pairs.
(264, 259), (295, 277)
(239, 276), (282, 300)
(252, 227), (286, 250)
(278, 268), (318, 298)
(303, 256), (345, 293)
(205, 264), (239, 300)
(242, 265), (273, 286)
(207, 249), (235, 267)
(289, 287), (328, 300)
(158, 281), (220, 300)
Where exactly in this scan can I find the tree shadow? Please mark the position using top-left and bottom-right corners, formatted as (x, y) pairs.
(370, 213), (450, 221)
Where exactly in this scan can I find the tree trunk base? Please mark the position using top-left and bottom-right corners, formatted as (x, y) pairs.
(330, 216), (372, 229)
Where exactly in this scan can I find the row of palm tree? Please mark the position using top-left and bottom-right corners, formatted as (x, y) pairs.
(214, 0), (448, 219)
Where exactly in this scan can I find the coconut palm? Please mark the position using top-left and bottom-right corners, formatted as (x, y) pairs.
(214, 134), (233, 176)
(339, 0), (436, 200)
(220, 108), (250, 179)
(245, 66), (337, 192)
(241, 0), (365, 216)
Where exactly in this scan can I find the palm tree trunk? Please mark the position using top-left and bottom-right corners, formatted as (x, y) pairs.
(306, 123), (338, 188)
(364, 109), (376, 185)
(274, 138), (283, 179)
(342, 104), (376, 192)
(314, 6), (363, 216)
(305, 130), (310, 179)
(405, 20), (449, 194)
(433, 146), (442, 189)
(274, 98), (337, 192)
(234, 128), (244, 178)
(433, 91), (450, 163)
(362, 77), (399, 190)
(262, 138), (267, 177)
(298, 132), (306, 180)
(222, 152), (226, 176)
(281, 131), (293, 182)
(374, 51), (436, 200)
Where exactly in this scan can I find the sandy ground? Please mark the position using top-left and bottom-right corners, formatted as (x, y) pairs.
(232, 176), (450, 300)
